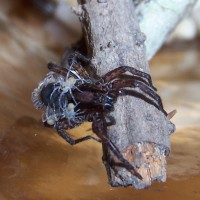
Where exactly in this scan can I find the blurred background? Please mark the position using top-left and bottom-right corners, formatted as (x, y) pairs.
(0, 0), (200, 199)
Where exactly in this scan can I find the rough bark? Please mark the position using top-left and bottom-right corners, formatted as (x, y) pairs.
(52, 0), (197, 60)
(77, 0), (174, 189)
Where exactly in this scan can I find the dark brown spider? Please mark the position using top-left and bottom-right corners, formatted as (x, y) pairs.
(32, 51), (167, 181)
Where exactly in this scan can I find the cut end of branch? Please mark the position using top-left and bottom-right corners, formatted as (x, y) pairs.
(106, 142), (168, 189)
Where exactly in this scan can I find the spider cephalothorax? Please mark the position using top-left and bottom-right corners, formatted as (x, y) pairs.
(32, 51), (167, 180)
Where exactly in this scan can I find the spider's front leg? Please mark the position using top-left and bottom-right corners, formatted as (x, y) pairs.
(56, 123), (101, 145)
(92, 113), (143, 180)
(111, 79), (167, 115)
(47, 62), (76, 78)
(102, 66), (156, 91)
(60, 49), (90, 66)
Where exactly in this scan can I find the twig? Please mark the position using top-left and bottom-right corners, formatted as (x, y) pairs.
(77, 0), (174, 189)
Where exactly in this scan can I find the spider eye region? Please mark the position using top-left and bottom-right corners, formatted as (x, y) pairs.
(103, 102), (114, 111)
(102, 93), (117, 111)
(106, 93), (117, 103)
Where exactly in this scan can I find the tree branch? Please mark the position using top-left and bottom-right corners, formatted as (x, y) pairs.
(77, 0), (174, 189)
(50, 0), (197, 60)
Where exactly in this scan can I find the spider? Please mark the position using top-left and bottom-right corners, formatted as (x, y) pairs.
(32, 51), (167, 181)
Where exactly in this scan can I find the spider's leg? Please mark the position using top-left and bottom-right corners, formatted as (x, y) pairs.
(73, 51), (90, 63)
(105, 115), (116, 126)
(49, 86), (59, 102)
(60, 49), (89, 69)
(48, 62), (80, 80)
(69, 89), (78, 105)
(72, 65), (91, 83)
(85, 115), (115, 132)
(69, 51), (94, 83)
(92, 115), (143, 180)
(74, 85), (83, 93)
(112, 79), (167, 115)
(134, 80), (167, 115)
(56, 127), (102, 145)
(62, 49), (90, 64)
(58, 91), (67, 109)
(48, 53), (91, 83)
(102, 145), (126, 183)
(48, 62), (66, 76)
(102, 66), (156, 91)
(66, 59), (75, 80)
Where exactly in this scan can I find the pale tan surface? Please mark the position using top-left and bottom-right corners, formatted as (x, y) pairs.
(0, 1), (200, 199)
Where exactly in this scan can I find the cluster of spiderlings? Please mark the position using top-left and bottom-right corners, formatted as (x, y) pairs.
(32, 62), (84, 127)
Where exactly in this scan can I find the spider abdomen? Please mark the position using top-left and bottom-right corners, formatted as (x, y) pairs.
(40, 83), (69, 109)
